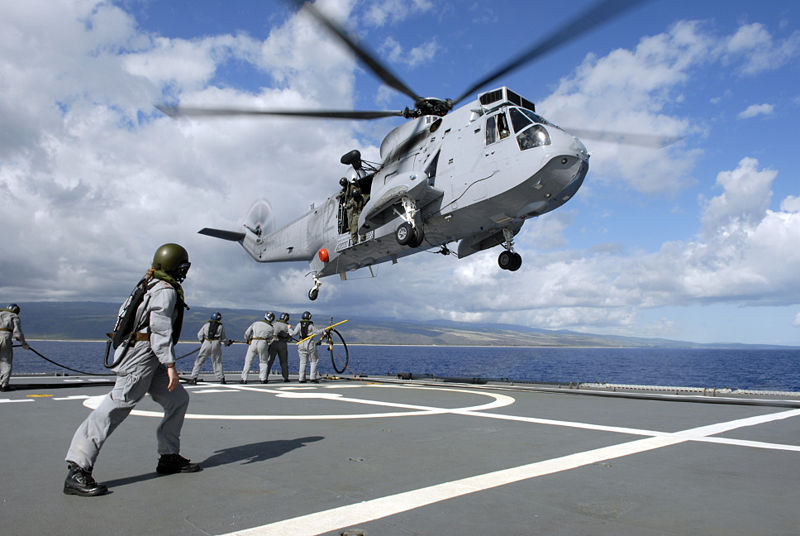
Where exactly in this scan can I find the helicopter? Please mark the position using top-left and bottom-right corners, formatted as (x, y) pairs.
(159, 0), (659, 301)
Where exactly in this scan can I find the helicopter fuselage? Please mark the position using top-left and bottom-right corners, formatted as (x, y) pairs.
(203, 87), (589, 298)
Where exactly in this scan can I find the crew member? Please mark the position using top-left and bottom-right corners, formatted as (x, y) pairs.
(64, 243), (199, 497)
(344, 182), (365, 245)
(290, 311), (326, 383)
(241, 312), (275, 384)
(266, 312), (291, 382)
(189, 312), (227, 384)
(0, 304), (30, 392)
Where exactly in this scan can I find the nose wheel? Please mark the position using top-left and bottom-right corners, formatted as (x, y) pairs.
(498, 227), (522, 271)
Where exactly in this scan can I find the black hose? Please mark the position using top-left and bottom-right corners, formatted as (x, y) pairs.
(16, 344), (107, 376)
(176, 346), (201, 361)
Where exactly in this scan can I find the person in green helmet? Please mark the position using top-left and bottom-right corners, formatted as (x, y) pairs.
(0, 303), (30, 392)
(63, 243), (200, 497)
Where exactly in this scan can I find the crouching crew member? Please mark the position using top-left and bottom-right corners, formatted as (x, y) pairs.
(189, 312), (227, 384)
(0, 304), (29, 392)
(241, 312), (275, 384)
(266, 312), (291, 382)
(64, 243), (199, 497)
(291, 311), (325, 383)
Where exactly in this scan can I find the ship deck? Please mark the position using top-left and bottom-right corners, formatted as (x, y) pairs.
(2, 374), (799, 535)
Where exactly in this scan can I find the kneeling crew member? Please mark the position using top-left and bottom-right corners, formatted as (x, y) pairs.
(64, 243), (199, 497)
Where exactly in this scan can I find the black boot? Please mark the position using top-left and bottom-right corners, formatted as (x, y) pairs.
(156, 453), (201, 475)
(63, 463), (108, 496)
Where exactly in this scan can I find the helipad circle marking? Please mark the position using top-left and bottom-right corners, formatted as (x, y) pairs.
(81, 384), (515, 420)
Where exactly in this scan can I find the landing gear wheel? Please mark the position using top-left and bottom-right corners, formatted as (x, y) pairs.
(508, 252), (522, 271)
(326, 329), (349, 373)
(308, 288), (319, 301)
(395, 222), (413, 246)
(498, 250), (514, 270)
(408, 226), (424, 248)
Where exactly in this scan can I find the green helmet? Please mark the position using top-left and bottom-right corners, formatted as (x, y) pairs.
(152, 243), (191, 282)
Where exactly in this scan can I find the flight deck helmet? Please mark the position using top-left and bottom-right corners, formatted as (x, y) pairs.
(211, 312), (222, 322)
(265, 312), (275, 322)
(279, 312), (290, 323)
(301, 311), (312, 322)
(7, 304), (20, 314)
(152, 243), (191, 282)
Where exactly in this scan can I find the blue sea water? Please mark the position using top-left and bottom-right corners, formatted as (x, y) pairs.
(10, 341), (800, 391)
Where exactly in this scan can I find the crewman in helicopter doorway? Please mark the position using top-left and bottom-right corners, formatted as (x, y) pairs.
(266, 312), (291, 382)
(241, 312), (275, 384)
(290, 311), (327, 383)
(188, 312), (228, 384)
(0, 303), (30, 392)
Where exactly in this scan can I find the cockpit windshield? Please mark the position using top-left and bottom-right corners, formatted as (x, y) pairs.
(509, 107), (553, 133)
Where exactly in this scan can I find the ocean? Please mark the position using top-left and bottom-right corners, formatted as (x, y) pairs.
(9, 341), (800, 391)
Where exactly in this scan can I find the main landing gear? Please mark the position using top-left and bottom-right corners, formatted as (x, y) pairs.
(394, 196), (424, 248)
(498, 228), (522, 271)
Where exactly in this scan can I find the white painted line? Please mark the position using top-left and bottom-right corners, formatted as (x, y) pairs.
(220, 408), (800, 536)
(0, 398), (34, 404)
(52, 395), (93, 401)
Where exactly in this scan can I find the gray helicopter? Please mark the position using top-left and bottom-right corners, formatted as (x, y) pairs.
(160, 0), (661, 301)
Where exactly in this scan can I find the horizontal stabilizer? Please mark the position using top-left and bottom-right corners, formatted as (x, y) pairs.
(199, 228), (246, 242)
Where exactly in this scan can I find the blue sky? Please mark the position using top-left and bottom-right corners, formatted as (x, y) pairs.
(1, 0), (799, 345)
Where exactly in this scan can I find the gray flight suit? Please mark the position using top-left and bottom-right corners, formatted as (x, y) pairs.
(291, 321), (323, 382)
(190, 321), (226, 381)
(241, 320), (274, 382)
(65, 279), (190, 472)
(0, 309), (27, 389)
(266, 321), (291, 381)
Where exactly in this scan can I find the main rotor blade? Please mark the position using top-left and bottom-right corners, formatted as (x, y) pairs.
(156, 105), (405, 120)
(452, 0), (647, 106)
(564, 127), (682, 148)
(297, 1), (423, 103)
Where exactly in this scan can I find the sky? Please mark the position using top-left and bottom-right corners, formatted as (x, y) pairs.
(1, 0), (799, 345)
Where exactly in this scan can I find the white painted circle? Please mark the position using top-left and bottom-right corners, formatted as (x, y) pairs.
(82, 384), (515, 420)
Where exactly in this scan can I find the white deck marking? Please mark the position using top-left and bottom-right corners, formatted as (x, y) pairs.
(82, 383), (516, 420)
(221, 408), (800, 536)
(0, 398), (33, 404)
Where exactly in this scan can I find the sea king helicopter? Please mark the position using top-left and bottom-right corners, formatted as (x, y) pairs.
(159, 0), (659, 301)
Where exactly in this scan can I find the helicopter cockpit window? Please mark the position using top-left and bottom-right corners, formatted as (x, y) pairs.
(521, 108), (551, 126)
(509, 108), (532, 133)
(497, 113), (510, 139)
(485, 112), (510, 146)
(485, 115), (497, 145)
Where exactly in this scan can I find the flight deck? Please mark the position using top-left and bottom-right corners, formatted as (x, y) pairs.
(2, 374), (799, 535)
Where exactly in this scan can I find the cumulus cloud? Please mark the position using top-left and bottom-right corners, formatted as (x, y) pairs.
(362, 0), (433, 27)
(738, 103), (774, 119)
(725, 22), (800, 75)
